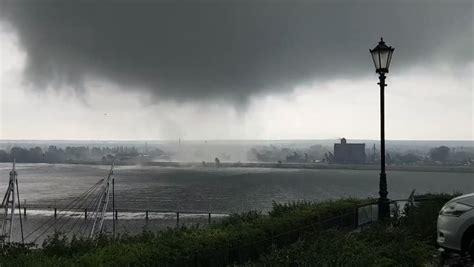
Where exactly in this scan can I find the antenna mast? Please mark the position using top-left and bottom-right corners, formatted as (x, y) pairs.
(1, 159), (24, 244)
(89, 161), (114, 238)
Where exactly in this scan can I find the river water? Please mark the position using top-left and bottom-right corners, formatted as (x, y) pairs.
(1, 163), (472, 212)
(0, 163), (472, 243)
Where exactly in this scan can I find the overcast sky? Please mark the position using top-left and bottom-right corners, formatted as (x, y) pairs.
(0, 0), (472, 140)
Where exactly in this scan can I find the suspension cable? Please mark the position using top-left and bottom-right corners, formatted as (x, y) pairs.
(30, 185), (102, 244)
(79, 186), (106, 237)
(65, 189), (101, 235)
(29, 181), (104, 243)
(71, 190), (101, 237)
(55, 183), (104, 233)
(64, 181), (106, 235)
(25, 179), (104, 241)
(15, 179), (24, 244)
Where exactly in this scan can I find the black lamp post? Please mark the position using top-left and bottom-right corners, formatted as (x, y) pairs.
(370, 38), (394, 220)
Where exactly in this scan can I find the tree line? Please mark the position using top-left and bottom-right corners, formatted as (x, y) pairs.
(250, 145), (473, 166)
(0, 146), (145, 163)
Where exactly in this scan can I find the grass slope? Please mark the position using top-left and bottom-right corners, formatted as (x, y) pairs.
(0, 194), (452, 266)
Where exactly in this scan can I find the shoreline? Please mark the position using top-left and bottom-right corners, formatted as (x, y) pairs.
(4, 160), (472, 173)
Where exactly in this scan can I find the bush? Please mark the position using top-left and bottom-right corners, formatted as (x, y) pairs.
(0, 199), (362, 266)
(246, 193), (453, 266)
(247, 226), (433, 266)
(0, 194), (452, 266)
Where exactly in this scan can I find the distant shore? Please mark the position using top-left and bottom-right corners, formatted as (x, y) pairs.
(22, 160), (473, 173)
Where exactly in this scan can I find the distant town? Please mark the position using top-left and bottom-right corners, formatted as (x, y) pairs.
(249, 138), (472, 167)
(0, 139), (472, 167)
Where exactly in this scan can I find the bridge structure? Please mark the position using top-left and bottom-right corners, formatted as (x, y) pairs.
(0, 161), (223, 245)
(89, 162), (114, 238)
(0, 160), (24, 245)
(0, 160), (116, 244)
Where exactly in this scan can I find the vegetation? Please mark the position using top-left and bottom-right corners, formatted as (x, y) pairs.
(0, 195), (453, 266)
(0, 146), (164, 163)
(245, 194), (454, 266)
(248, 144), (473, 166)
(430, 146), (451, 162)
(0, 144), (472, 166)
(244, 227), (432, 266)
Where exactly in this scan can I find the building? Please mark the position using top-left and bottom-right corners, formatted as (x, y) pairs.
(333, 138), (366, 164)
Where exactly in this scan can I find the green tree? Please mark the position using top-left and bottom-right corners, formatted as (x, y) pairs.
(430, 146), (450, 162)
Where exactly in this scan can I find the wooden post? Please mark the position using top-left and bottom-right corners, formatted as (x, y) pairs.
(176, 212), (180, 226)
(115, 209), (118, 220)
(208, 212), (211, 224)
(23, 199), (26, 217)
(146, 210), (149, 220)
(54, 207), (57, 219)
(84, 208), (87, 219)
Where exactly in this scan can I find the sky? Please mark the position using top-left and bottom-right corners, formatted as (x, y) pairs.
(0, 0), (472, 141)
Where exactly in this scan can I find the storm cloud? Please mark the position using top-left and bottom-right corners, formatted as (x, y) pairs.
(0, 0), (472, 104)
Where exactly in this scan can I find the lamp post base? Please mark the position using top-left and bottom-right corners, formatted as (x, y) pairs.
(378, 197), (390, 220)
(378, 171), (390, 220)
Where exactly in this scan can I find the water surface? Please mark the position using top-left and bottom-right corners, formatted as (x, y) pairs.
(1, 163), (472, 213)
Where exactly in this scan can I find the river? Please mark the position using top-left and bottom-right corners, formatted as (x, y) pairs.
(1, 163), (472, 213)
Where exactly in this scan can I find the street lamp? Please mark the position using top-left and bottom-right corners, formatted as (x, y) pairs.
(370, 38), (394, 220)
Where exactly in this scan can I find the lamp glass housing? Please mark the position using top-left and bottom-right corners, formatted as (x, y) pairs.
(370, 38), (394, 74)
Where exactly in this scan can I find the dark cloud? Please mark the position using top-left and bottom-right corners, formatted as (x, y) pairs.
(0, 0), (472, 104)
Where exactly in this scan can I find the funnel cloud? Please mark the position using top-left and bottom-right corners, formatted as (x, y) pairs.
(0, 0), (472, 105)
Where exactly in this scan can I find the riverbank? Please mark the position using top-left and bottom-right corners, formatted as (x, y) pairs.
(3, 163), (471, 215)
(30, 160), (474, 173)
(0, 194), (454, 266)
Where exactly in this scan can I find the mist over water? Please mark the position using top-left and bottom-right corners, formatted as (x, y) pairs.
(1, 163), (472, 213)
(1, 163), (472, 243)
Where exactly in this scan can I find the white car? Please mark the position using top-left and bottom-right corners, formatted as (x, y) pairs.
(437, 193), (474, 258)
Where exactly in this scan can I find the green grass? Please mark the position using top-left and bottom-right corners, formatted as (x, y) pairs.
(244, 194), (454, 266)
(0, 199), (361, 266)
(244, 226), (434, 266)
(0, 194), (452, 266)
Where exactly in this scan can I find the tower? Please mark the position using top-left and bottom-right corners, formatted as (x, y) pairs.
(373, 144), (377, 162)
(89, 162), (114, 237)
(1, 160), (24, 244)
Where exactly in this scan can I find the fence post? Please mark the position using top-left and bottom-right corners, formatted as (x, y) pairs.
(208, 212), (211, 224)
(354, 207), (359, 229)
(371, 204), (374, 223)
(115, 209), (118, 220)
(84, 208), (87, 219)
(54, 207), (57, 219)
(146, 210), (149, 221)
(23, 199), (26, 218)
(112, 178), (115, 238)
(176, 212), (180, 226)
